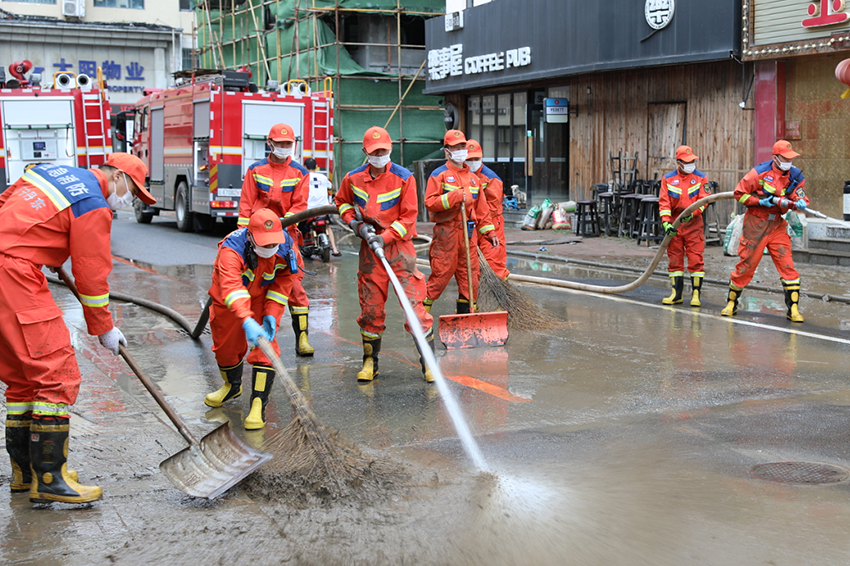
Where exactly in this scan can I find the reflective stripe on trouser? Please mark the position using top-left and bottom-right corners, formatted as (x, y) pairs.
(0, 254), (81, 406)
(209, 301), (281, 368)
(426, 221), (481, 302)
(287, 247), (310, 315)
(479, 214), (509, 279)
(730, 213), (800, 289)
(666, 216), (705, 274)
(357, 239), (433, 336)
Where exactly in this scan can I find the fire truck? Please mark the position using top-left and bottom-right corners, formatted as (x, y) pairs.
(0, 62), (111, 194)
(126, 71), (334, 232)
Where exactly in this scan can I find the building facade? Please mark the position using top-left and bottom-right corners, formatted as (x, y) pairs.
(0, 0), (194, 112)
(425, 0), (749, 218)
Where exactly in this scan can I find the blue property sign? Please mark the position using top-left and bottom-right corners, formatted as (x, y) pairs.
(42, 57), (146, 89)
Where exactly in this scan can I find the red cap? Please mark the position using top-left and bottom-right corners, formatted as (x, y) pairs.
(248, 208), (287, 247)
(675, 145), (698, 163)
(363, 126), (393, 153)
(772, 140), (801, 159)
(106, 152), (155, 204)
(268, 123), (296, 142)
(466, 139), (483, 159)
(443, 129), (467, 147)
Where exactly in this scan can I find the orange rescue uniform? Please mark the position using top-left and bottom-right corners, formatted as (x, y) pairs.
(209, 228), (297, 367)
(474, 165), (509, 280)
(335, 163), (433, 337)
(659, 168), (709, 276)
(0, 164), (115, 413)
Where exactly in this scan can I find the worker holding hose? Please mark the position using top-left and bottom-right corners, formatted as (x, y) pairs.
(0, 153), (154, 504)
(658, 145), (709, 307)
(238, 123), (315, 357)
(466, 139), (510, 280)
(335, 126), (435, 382)
(721, 140), (809, 322)
(205, 208), (299, 429)
(424, 130), (499, 314)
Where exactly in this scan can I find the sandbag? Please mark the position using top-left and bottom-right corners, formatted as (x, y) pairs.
(522, 204), (542, 231)
(552, 205), (571, 230)
(536, 199), (555, 230)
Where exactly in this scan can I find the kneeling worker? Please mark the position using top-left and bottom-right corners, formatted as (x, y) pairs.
(205, 209), (299, 429)
(335, 126), (435, 382)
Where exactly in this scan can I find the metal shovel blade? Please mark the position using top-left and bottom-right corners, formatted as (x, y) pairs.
(159, 422), (272, 499)
(438, 311), (509, 350)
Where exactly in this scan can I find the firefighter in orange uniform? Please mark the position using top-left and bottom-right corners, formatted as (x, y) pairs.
(335, 127), (435, 382)
(465, 139), (510, 280)
(0, 153), (155, 505)
(424, 130), (499, 314)
(722, 140), (809, 322)
(238, 123), (315, 356)
(658, 145), (709, 307)
(204, 209), (298, 429)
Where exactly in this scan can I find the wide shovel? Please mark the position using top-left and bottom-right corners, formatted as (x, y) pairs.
(55, 267), (271, 499)
(438, 195), (508, 349)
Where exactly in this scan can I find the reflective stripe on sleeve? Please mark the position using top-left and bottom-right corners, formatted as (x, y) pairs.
(225, 290), (251, 308)
(79, 293), (109, 308)
(266, 290), (288, 306)
(390, 221), (407, 238)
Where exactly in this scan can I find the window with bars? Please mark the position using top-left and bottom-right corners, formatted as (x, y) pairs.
(94, 0), (144, 8)
(182, 48), (197, 72)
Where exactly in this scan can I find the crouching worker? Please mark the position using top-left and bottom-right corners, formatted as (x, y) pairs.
(0, 153), (154, 504)
(334, 126), (435, 382)
(205, 209), (299, 429)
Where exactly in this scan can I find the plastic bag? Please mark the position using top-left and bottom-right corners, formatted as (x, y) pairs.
(723, 212), (744, 256)
(786, 210), (806, 250)
(522, 204), (541, 230)
(552, 205), (571, 230)
(560, 201), (576, 212)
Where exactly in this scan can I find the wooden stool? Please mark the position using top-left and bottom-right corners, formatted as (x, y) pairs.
(618, 194), (641, 238)
(575, 200), (601, 237)
(636, 196), (664, 246)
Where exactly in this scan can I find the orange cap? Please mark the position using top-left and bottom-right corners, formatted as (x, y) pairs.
(363, 126), (393, 153)
(675, 145), (698, 163)
(772, 140), (800, 159)
(268, 123), (296, 142)
(466, 139), (483, 159)
(106, 152), (155, 204)
(443, 129), (467, 147)
(248, 208), (287, 247)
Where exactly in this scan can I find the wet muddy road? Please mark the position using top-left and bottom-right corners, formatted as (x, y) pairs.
(3, 213), (850, 565)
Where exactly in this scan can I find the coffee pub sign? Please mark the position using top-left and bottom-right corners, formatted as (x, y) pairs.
(743, 0), (850, 59)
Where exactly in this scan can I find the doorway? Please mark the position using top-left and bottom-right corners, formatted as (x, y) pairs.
(647, 102), (686, 179)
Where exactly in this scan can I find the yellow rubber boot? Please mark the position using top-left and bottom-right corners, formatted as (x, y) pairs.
(661, 275), (684, 305)
(414, 329), (437, 383)
(783, 282), (804, 323)
(690, 275), (703, 307)
(356, 335), (381, 382)
(29, 418), (101, 504)
(292, 313), (315, 356)
(244, 365), (275, 430)
(423, 298), (434, 314)
(720, 284), (742, 317)
(204, 362), (243, 408)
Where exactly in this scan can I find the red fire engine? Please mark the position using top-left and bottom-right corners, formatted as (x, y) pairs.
(128, 71), (334, 232)
(0, 62), (111, 194)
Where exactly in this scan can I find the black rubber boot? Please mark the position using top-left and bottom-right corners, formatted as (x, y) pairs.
(414, 329), (437, 383)
(29, 417), (102, 504)
(357, 335), (382, 382)
(456, 299), (471, 314)
(662, 275), (684, 305)
(6, 412), (32, 492)
(783, 281), (804, 322)
(291, 313), (315, 356)
(720, 284), (743, 317)
(204, 361), (243, 407)
(245, 365), (276, 430)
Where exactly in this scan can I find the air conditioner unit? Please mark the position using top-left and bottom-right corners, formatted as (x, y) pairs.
(62, 0), (85, 18)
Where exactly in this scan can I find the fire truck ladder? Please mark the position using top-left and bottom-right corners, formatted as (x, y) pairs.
(81, 91), (109, 167)
(311, 89), (333, 174)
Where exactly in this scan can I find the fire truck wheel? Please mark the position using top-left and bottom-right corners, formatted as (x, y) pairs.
(134, 199), (153, 224)
(175, 181), (194, 233)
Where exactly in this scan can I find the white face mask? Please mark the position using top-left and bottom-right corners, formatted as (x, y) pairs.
(271, 146), (292, 160)
(447, 149), (468, 163)
(107, 173), (133, 211)
(776, 159), (792, 171)
(253, 244), (278, 258)
(467, 160), (483, 172)
(681, 162), (696, 175)
(367, 154), (391, 168)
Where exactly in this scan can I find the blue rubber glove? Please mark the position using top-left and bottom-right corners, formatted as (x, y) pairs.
(262, 315), (277, 341)
(662, 221), (677, 236)
(758, 196), (775, 207)
(795, 200), (808, 212)
(243, 318), (265, 346)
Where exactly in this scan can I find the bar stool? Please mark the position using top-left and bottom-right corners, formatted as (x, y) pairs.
(574, 200), (601, 237)
(595, 183), (617, 235)
(630, 194), (653, 239)
(617, 194), (640, 238)
(636, 196), (664, 246)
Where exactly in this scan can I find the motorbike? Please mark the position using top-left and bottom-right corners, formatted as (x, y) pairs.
(299, 216), (333, 263)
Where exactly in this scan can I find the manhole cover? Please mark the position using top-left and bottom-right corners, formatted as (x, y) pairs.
(750, 462), (850, 485)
